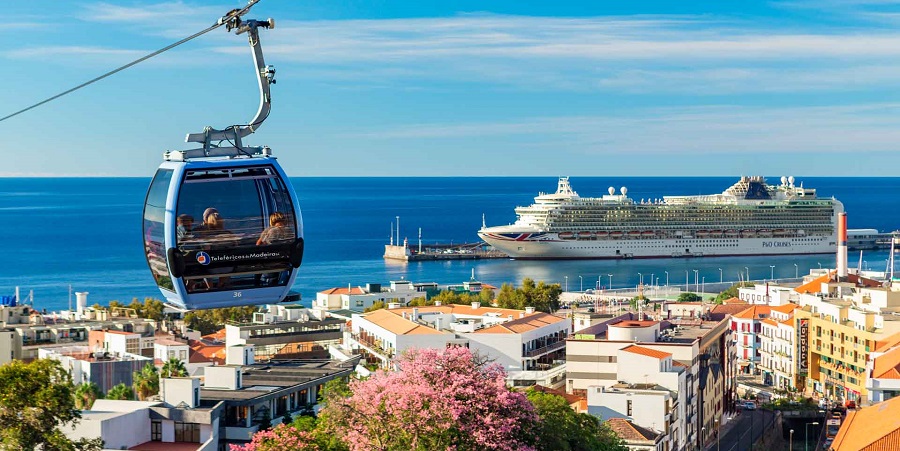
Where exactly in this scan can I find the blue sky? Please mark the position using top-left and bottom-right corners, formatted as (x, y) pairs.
(4, 0), (900, 176)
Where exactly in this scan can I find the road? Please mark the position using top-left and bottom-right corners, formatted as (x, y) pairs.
(705, 410), (775, 451)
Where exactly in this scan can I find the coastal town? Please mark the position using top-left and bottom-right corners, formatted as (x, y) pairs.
(2, 224), (900, 450)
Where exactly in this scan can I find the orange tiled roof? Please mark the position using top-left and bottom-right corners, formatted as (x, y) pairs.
(710, 303), (756, 318)
(473, 312), (567, 334)
(605, 418), (660, 443)
(875, 332), (900, 353)
(771, 303), (799, 313)
(621, 344), (672, 360)
(723, 297), (749, 305)
(188, 339), (225, 364)
(873, 346), (900, 380)
(733, 305), (771, 320)
(761, 318), (779, 327)
(673, 361), (689, 368)
(832, 396), (900, 451)
(795, 272), (834, 294)
(319, 287), (366, 295)
(201, 328), (226, 342)
(361, 309), (447, 336)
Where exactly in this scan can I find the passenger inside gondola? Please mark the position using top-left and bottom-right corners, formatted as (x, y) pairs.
(257, 211), (293, 245)
(176, 214), (194, 242)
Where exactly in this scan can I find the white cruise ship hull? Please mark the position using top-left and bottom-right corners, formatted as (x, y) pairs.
(478, 230), (836, 259)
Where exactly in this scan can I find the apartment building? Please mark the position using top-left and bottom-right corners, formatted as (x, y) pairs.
(865, 335), (900, 403)
(347, 302), (569, 386)
(314, 280), (427, 314)
(731, 305), (771, 375)
(758, 303), (800, 390)
(39, 345), (152, 393)
(567, 313), (732, 450)
(224, 305), (344, 361)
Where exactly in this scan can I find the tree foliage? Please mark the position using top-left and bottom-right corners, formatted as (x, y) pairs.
(676, 292), (702, 303)
(526, 389), (628, 451)
(495, 278), (561, 312)
(133, 363), (160, 401)
(106, 383), (135, 401)
(228, 424), (320, 451)
(318, 346), (538, 451)
(0, 359), (104, 450)
(715, 282), (754, 303)
(183, 306), (257, 335)
(73, 382), (103, 410)
(363, 301), (385, 313)
(160, 357), (188, 378)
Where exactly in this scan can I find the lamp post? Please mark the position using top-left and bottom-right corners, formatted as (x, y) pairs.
(638, 272), (643, 287)
(665, 271), (669, 287)
(651, 273), (655, 288)
(693, 269), (699, 292)
(598, 275), (602, 291)
(744, 267), (750, 282)
(686, 270), (689, 291)
(701, 427), (706, 450)
(789, 429), (794, 451)
(794, 263), (799, 278)
(718, 267), (723, 284)
(770, 265), (775, 281)
(565, 276), (568, 292)
(608, 274), (613, 291)
(817, 262), (822, 269)
(579, 275), (583, 292)
(702, 277), (705, 297)
(805, 422), (819, 451)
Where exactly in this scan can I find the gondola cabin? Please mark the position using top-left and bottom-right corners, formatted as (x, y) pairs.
(143, 155), (303, 310)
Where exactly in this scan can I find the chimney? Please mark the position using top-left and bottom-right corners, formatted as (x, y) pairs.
(471, 302), (481, 309)
(388, 302), (400, 309)
(519, 313), (525, 318)
(837, 212), (848, 279)
(525, 306), (536, 314)
(411, 308), (419, 321)
(435, 301), (442, 306)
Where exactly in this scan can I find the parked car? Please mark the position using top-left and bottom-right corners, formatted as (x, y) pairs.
(743, 401), (757, 410)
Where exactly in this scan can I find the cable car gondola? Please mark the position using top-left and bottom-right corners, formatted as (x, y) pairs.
(142, 13), (302, 310)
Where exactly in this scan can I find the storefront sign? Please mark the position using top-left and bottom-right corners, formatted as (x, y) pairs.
(798, 319), (809, 374)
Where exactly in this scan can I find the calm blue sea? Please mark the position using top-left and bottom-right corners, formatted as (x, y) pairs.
(1, 177), (898, 311)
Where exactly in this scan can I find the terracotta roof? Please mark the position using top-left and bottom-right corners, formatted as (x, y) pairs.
(605, 418), (660, 444)
(771, 303), (799, 313)
(761, 318), (779, 327)
(709, 303), (757, 320)
(795, 272), (833, 294)
(361, 309), (447, 336)
(476, 324), (515, 334)
(201, 329), (225, 342)
(188, 339), (225, 365)
(778, 318), (795, 327)
(723, 297), (749, 305)
(873, 346), (900, 380)
(621, 345), (672, 360)
(530, 384), (585, 406)
(472, 312), (566, 334)
(875, 332), (900, 353)
(673, 361), (689, 368)
(733, 305), (771, 320)
(832, 395), (900, 451)
(611, 320), (659, 328)
(319, 287), (366, 295)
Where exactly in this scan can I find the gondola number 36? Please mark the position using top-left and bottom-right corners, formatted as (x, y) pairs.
(233, 292), (242, 298)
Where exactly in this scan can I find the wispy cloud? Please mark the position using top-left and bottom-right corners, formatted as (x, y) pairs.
(80, 2), (222, 24)
(356, 103), (900, 155)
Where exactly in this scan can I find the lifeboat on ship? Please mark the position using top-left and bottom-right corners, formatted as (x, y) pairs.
(773, 229), (787, 237)
(725, 229), (739, 237)
(695, 230), (709, 238)
(595, 231), (610, 239)
(610, 231), (624, 239)
(758, 229), (773, 237)
(642, 231), (656, 238)
(710, 230), (723, 238)
(558, 231), (575, 240)
(577, 231), (593, 239)
(741, 229), (755, 237)
(627, 230), (641, 238)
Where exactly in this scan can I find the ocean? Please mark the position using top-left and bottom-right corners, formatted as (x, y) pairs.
(1, 176), (897, 311)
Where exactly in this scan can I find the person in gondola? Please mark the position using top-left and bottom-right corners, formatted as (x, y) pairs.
(256, 211), (293, 245)
(176, 214), (194, 243)
(194, 207), (234, 289)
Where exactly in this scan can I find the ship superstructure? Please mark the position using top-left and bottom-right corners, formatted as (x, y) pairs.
(478, 176), (842, 259)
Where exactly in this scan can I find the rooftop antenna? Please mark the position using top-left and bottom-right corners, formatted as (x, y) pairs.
(471, 268), (476, 281)
(396, 216), (400, 248)
(68, 284), (72, 312)
(418, 228), (422, 254)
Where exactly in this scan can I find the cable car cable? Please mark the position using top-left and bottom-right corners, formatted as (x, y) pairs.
(0, 0), (263, 124)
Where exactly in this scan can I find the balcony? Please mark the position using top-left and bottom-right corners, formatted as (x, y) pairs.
(524, 340), (566, 358)
(350, 333), (394, 359)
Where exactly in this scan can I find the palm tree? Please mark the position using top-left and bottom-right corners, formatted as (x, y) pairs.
(106, 383), (135, 400)
(73, 382), (103, 410)
(160, 357), (188, 378)
(132, 363), (159, 401)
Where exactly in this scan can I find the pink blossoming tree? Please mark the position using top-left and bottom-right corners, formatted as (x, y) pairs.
(319, 346), (538, 451)
(229, 424), (320, 451)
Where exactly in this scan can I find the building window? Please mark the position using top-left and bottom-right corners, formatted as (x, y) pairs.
(151, 420), (161, 441)
(174, 422), (200, 442)
(356, 300), (364, 307)
(627, 400), (633, 416)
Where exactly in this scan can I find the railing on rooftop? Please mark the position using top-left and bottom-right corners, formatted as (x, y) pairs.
(524, 340), (566, 358)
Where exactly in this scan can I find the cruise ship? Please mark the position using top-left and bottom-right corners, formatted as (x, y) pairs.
(478, 176), (842, 259)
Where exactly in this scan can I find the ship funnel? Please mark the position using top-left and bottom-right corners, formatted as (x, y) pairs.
(608, 187), (615, 196)
(76, 292), (89, 317)
(837, 212), (848, 279)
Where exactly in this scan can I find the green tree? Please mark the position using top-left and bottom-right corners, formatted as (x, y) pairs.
(677, 292), (702, 303)
(160, 357), (188, 378)
(715, 282), (754, 303)
(258, 408), (272, 431)
(0, 360), (105, 450)
(281, 409), (293, 426)
(73, 382), (103, 410)
(106, 383), (135, 400)
(132, 363), (160, 401)
(526, 389), (628, 451)
(495, 278), (562, 312)
(363, 301), (385, 312)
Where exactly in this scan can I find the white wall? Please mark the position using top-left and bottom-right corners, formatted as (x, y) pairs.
(567, 340), (633, 392)
(587, 387), (669, 433)
(465, 333), (523, 369)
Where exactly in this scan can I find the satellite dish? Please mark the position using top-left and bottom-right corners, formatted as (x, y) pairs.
(608, 187), (615, 196)
(621, 187), (628, 196)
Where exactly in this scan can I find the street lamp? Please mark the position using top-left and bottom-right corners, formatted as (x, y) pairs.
(770, 265), (775, 280)
(817, 262), (822, 269)
(565, 276), (568, 292)
(579, 275), (583, 292)
(686, 270), (689, 291)
(665, 271), (669, 287)
(693, 269), (699, 292)
(702, 277), (705, 296)
(794, 263), (799, 278)
(598, 275), (602, 291)
(805, 422), (819, 451)
(638, 272), (643, 286)
(651, 273), (655, 288)
(744, 267), (750, 282)
(608, 274), (613, 290)
(718, 267), (723, 283)
(790, 429), (794, 451)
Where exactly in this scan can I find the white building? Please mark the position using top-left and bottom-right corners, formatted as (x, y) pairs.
(0, 327), (20, 365)
(865, 338), (900, 404)
(315, 281), (426, 314)
(738, 284), (795, 306)
(39, 345), (152, 393)
(730, 305), (770, 374)
(348, 303), (569, 386)
(758, 303), (800, 390)
(586, 344), (688, 451)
